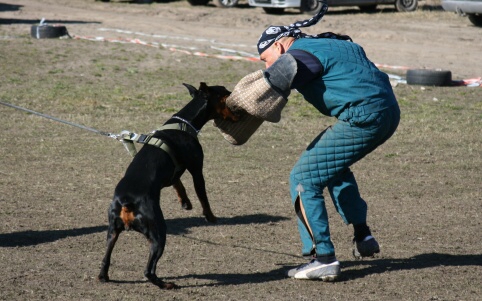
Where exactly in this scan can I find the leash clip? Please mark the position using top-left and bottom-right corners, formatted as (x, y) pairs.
(118, 130), (138, 157)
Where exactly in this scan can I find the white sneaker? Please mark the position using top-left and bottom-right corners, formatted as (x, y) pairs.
(286, 257), (340, 281)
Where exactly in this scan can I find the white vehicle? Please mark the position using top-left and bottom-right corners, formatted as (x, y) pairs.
(248, 0), (418, 14)
(442, 0), (482, 26)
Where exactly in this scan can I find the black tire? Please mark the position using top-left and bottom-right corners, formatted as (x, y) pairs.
(31, 25), (69, 39)
(406, 69), (452, 86)
(359, 5), (377, 12)
(263, 7), (285, 14)
(213, 0), (239, 7)
(187, 0), (210, 5)
(395, 0), (418, 12)
(300, 0), (323, 15)
(468, 14), (482, 27)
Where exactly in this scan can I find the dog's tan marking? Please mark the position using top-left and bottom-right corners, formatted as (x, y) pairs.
(120, 206), (135, 229)
(173, 180), (192, 210)
(216, 95), (239, 121)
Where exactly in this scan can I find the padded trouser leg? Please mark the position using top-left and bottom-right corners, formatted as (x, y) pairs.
(327, 169), (367, 225)
(289, 106), (400, 257)
(290, 181), (335, 257)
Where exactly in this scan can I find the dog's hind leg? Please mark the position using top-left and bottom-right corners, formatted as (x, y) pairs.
(98, 222), (122, 282)
(99, 201), (126, 283)
(173, 179), (193, 210)
(190, 169), (217, 223)
(143, 204), (176, 289)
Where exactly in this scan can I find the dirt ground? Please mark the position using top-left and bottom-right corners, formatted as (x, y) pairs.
(0, 0), (481, 300)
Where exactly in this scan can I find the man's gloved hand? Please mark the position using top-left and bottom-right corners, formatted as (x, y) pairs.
(213, 54), (297, 145)
(263, 53), (298, 99)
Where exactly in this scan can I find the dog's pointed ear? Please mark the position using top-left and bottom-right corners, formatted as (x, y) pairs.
(198, 82), (209, 94)
(183, 83), (198, 97)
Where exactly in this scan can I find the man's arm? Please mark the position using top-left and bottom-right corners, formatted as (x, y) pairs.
(287, 49), (323, 89)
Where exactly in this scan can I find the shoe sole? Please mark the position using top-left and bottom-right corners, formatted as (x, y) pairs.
(292, 262), (341, 281)
(353, 238), (380, 259)
(320, 274), (339, 282)
(353, 249), (380, 259)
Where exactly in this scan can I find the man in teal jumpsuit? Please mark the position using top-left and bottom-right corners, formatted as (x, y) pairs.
(259, 2), (400, 281)
(216, 1), (400, 281)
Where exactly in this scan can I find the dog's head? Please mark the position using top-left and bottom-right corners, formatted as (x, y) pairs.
(183, 82), (239, 122)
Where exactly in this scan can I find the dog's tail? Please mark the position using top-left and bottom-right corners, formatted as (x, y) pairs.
(120, 205), (135, 231)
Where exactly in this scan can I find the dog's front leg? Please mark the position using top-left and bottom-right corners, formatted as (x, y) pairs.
(190, 169), (217, 223)
(172, 179), (193, 210)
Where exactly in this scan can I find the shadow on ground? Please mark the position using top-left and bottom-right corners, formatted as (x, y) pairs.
(0, 225), (107, 247)
(167, 253), (482, 287)
(0, 213), (288, 247)
(341, 253), (482, 280)
(0, 3), (22, 12)
(166, 213), (289, 235)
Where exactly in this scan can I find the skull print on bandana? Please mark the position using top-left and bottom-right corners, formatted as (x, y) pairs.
(256, 1), (352, 55)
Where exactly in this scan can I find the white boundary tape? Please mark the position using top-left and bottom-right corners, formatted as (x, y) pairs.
(73, 28), (481, 87)
(73, 34), (260, 62)
(98, 28), (256, 49)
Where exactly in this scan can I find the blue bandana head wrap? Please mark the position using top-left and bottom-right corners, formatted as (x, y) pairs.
(257, 1), (329, 55)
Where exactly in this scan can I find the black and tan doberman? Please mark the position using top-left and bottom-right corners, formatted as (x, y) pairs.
(98, 83), (238, 289)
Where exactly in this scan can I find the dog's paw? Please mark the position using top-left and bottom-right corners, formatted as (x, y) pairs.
(181, 199), (193, 210)
(159, 281), (177, 290)
(148, 275), (177, 290)
(204, 212), (217, 223)
(98, 274), (109, 283)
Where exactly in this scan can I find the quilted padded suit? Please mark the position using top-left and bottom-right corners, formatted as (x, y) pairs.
(289, 106), (400, 256)
(289, 38), (397, 118)
(285, 37), (400, 257)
